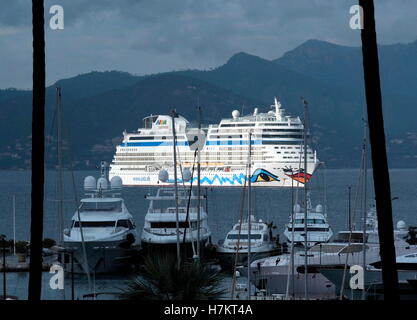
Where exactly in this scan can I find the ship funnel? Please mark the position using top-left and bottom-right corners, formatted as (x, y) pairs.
(274, 97), (281, 113)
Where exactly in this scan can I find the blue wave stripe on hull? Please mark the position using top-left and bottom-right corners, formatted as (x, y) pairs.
(166, 171), (281, 185)
(167, 173), (248, 185)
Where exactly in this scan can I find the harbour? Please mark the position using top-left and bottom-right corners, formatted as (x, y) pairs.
(1, 0), (417, 307)
(1, 168), (416, 300)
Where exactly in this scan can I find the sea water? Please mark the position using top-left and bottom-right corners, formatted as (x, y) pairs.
(0, 168), (416, 299)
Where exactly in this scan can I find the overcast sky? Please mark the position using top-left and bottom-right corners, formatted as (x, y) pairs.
(1, 0), (416, 89)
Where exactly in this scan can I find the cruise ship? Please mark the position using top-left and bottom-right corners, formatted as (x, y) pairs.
(109, 98), (320, 187)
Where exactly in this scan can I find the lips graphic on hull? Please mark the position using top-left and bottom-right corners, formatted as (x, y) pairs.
(283, 167), (312, 184)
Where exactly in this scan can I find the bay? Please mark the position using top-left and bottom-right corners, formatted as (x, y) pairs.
(0, 168), (416, 299)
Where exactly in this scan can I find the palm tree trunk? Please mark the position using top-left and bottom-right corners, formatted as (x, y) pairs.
(28, 0), (45, 300)
(359, 0), (398, 299)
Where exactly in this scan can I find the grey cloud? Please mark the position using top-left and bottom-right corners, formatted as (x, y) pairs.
(1, 0), (417, 88)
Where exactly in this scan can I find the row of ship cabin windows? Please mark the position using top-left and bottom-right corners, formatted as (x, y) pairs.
(206, 134), (304, 139)
(283, 156), (314, 159)
(219, 123), (296, 127)
(128, 135), (305, 141)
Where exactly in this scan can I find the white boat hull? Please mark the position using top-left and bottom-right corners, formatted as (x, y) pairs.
(216, 246), (281, 270)
(63, 239), (137, 274)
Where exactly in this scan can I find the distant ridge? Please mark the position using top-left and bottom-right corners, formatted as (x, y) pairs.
(274, 38), (417, 96)
(1, 38), (417, 169)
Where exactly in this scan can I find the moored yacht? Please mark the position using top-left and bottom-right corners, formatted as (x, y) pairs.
(63, 164), (138, 274)
(246, 213), (416, 299)
(283, 197), (333, 247)
(318, 252), (417, 300)
(140, 187), (211, 257)
(216, 215), (281, 270)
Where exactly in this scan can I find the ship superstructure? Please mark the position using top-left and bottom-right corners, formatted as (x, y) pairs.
(109, 98), (319, 187)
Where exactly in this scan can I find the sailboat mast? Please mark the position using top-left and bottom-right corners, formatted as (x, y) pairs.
(302, 98), (309, 300)
(197, 106), (201, 259)
(171, 110), (181, 269)
(13, 195), (16, 255)
(56, 87), (64, 244)
(348, 186), (352, 231)
(247, 131), (252, 300)
(362, 121), (368, 300)
(285, 170), (296, 299)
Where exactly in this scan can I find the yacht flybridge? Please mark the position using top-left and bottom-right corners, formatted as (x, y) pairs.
(284, 197), (333, 247)
(63, 163), (137, 274)
(109, 98), (319, 187)
(216, 215), (281, 270)
(140, 187), (211, 256)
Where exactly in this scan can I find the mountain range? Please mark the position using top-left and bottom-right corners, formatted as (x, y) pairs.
(1, 38), (416, 169)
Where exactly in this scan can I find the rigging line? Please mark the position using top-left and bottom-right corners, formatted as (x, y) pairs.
(285, 150), (303, 299)
(55, 88), (65, 245)
(69, 170), (92, 291)
(61, 110), (92, 291)
(339, 141), (367, 299)
(322, 163), (328, 219)
(175, 127), (200, 259)
(294, 141), (303, 209)
(176, 140), (197, 256)
(362, 120), (369, 300)
(182, 149), (198, 255)
(47, 89), (61, 243)
(284, 146), (303, 298)
(339, 162), (365, 298)
(230, 161), (249, 299)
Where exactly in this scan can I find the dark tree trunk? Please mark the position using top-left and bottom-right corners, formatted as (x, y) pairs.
(28, 0), (45, 300)
(359, 0), (398, 299)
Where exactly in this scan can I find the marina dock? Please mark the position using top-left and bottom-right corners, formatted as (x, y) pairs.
(0, 252), (57, 272)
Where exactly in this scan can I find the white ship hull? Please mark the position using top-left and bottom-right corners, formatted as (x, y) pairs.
(110, 161), (319, 187)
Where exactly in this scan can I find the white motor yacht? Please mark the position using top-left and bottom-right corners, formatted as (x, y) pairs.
(216, 215), (281, 270)
(318, 252), (417, 300)
(245, 210), (416, 299)
(63, 166), (137, 274)
(140, 187), (211, 257)
(284, 199), (333, 247)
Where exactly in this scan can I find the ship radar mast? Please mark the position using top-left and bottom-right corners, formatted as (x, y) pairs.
(272, 97), (285, 120)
